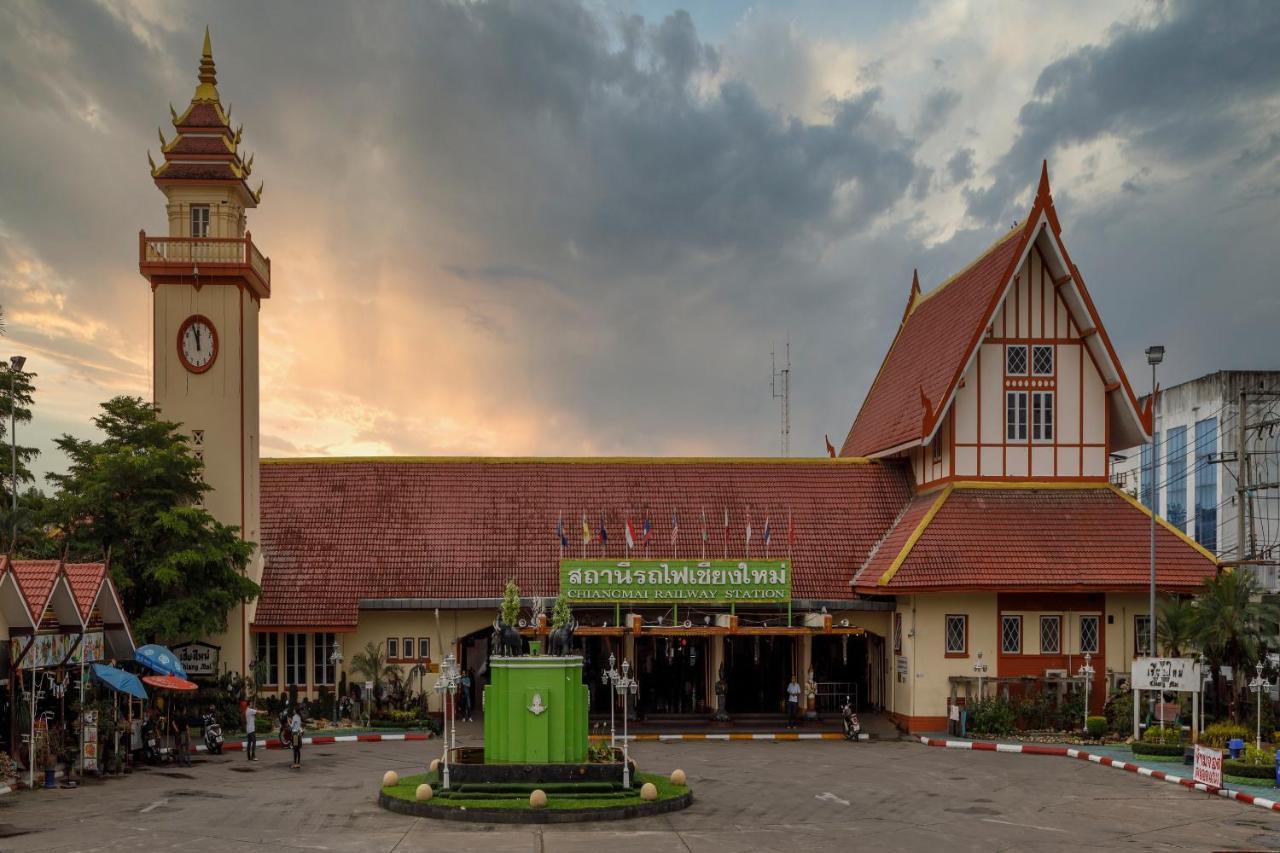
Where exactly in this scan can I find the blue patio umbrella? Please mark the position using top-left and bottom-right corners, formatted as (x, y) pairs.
(134, 644), (188, 679)
(91, 663), (148, 700)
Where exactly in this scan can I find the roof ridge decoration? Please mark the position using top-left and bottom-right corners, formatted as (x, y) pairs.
(260, 455), (877, 466)
(148, 28), (261, 204)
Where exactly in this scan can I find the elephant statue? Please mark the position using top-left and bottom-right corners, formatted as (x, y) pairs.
(492, 618), (523, 657)
(547, 618), (578, 656)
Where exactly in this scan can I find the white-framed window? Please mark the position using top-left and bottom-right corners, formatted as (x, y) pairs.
(1135, 616), (1152, 656)
(1039, 615), (1061, 654)
(387, 637), (399, 660)
(1001, 615), (1022, 654)
(403, 636), (414, 659)
(1006, 344), (1028, 375)
(418, 637), (431, 660)
(1032, 391), (1054, 441)
(1006, 391), (1028, 441)
(945, 614), (967, 655)
(313, 632), (336, 685)
(285, 632), (307, 686)
(1080, 616), (1100, 654)
(255, 632), (279, 685)
(190, 204), (211, 238)
(1032, 344), (1054, 376)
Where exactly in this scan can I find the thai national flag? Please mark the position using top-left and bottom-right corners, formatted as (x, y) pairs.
(625, 518), (637, 550)
(557, 515), (568, 548)
(641, 517), (652, 545)
(599, 513), (608, 546)
(763, 516), (772, 545)
(670, 510), (679, 547)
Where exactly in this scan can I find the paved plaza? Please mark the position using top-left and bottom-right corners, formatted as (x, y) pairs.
(0, 736), (1276, 852)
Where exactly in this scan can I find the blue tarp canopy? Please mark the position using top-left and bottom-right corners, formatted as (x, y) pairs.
(91, 663), (148, 700)
(133, 644), (188, 679)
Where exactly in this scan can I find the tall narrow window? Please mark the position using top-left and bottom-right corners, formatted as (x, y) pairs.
(1141, 432), (1161, 514)
(387, 638), (399, 660)
(1031, 345), (1054, 376)
(418, 638), (431, 660)
(1001, 615), (1022, 654)
(945, 615), (967, 655)
(1135, 615), (1152, 656)
(403, 636), (414, 659)
(255, 633), (279, 686)
(1039, 616), (1061, 654)
(1032, 391), (1054, 441)
(1166, 426), (1188, 530)
(313, 632), (336, 685)
(285, 633), (308, 686)
(1006, 344), (1028, 375)
(1079, 616), (1100, 654)
(1194, 418), (1218, 552)
(1006, 392), (1028, 441)
(893, 612), (902, 654)
(190, 204), (210, 238)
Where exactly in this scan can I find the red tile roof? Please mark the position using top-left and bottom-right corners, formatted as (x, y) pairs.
(840, 225), (1028, 458)
(852, 485), (1217, 594)
(9, 560), (61, 622)
(65, 563), (107, 621)
(256, 458), (915, 629)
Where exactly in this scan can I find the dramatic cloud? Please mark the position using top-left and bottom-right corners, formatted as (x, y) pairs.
(0, 0), (1277, 482)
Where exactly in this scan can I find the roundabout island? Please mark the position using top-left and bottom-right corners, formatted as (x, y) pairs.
(377, 589), (693, 823)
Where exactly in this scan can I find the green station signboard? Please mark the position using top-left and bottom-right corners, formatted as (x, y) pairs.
(559, 559), (791, 604)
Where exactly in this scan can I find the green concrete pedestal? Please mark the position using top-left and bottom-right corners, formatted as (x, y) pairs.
(483, 656), (588, 764)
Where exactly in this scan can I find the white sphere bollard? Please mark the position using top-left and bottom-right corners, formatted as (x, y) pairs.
(429, 758), (440, 772)
(529, 789), (548, 808)
(382, 770), (399, 787)
(415, 783), (433, 801)
(670, 769), (687, 786)
(640, 782), (658, 801)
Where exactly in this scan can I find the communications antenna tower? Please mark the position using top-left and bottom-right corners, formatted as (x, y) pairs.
(771, 337), (791, 457)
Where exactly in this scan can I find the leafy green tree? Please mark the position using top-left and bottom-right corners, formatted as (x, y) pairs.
(1156, 596), (1198, 657)
(350, 641), (397, 714)
(501, 578), (521, 626)
(551, 595), (572, 629)
(45, 396), (257, 642)
(0, 350), (43, 553)
(1193, 570), (1280, 721)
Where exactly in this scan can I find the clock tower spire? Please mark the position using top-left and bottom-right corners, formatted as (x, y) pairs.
(139, 28), (268, 677)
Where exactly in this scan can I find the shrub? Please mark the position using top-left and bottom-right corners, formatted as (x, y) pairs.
(969, 695), (1016, 736)
(1223, 758), (1275, 780)
(1131, 741), (1185, 757)
(1142, 725), (1182, 745)
(1104, 690), (1133, 734)
(1086, 716), (1107, 739)
(1200, 722), (1249, 748)
(1238, 744), (1273, 766)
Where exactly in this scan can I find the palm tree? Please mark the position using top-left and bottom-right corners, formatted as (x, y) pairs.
(408, 662), (428, 707)
(1156, 596), (1198, 657)
(1194, 570), (1280, 721)
(349, 641), (397, 713)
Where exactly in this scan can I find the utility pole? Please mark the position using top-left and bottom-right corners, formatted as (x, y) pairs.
(771, 338), (791, 458)
(1237, 389), (1250, 572)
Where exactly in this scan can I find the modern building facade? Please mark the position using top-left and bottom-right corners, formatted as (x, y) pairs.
(1112, 371), (1280, 590)
(139, 34), (1218, 732)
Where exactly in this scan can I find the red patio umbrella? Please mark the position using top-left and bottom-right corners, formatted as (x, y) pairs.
(142, 675), (198, 691)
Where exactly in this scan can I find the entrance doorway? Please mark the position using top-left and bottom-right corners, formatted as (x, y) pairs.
(725, 635), (794, 714)
(811, 634), (868, 712)
(635, 636), (707, 715)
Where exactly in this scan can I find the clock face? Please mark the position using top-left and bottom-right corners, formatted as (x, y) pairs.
(177, 315), (218, 373)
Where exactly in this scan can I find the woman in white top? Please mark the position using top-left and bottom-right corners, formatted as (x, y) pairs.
(290, 710), (303, 769)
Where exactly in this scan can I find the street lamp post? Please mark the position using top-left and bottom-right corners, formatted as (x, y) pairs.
(7, 355), (25, 550)
(1079, 652), (1095, 736)
(1249, 662), (1268, 751)
(973, 651), (988, 703)
(433, 655), (460, 789)
(1145, 344), (1163, 729)
(601, 652), (619, 749)
(613, 658), (639, 790)
(329, 643), (343, 724)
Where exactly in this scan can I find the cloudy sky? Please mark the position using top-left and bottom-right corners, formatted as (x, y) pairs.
(1, 0), (1278, 481)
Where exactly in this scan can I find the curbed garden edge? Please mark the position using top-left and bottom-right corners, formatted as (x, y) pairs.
(914, 736), (1280, 816)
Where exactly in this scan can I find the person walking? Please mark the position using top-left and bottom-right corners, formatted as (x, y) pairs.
(289, 708), (303, 769)
(244, 701), (259, 761)
(786, 675), (802, 729)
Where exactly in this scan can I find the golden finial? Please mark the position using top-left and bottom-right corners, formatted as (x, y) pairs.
(254, 180), (264, 202)
(225, 103), (232, 123)
(193, 26), (219, 101)
(234, 124), (243, 144)
(246, 152), (254, 170)
(158, 127), (166, 147)
(169, 102), (177, 121)
(147, 151), (157, 175)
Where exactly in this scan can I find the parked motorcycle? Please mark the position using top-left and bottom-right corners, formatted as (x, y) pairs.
(202, 712), (224, 755)
(138, 718), (162, 764)
(841, 696), (861, 741)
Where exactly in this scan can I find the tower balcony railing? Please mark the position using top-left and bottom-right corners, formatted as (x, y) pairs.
(138, 231), (271, 298)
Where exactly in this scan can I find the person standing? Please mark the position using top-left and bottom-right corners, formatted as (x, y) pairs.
(244, 702), (259, 762)
(290, 708), (303, 769)
(172, 711), (192, 767)
(461, 668), (474, 722)
(786, 675), (802, 729)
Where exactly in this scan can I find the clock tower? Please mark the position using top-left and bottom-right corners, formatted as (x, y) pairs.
(139, 29), (268, 677)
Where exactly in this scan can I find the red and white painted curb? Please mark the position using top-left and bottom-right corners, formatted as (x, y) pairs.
(916, 736), (1280, 815)
(589, 731), (868, 742)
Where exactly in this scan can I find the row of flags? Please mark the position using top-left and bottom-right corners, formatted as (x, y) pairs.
(555, 509), (797, 559)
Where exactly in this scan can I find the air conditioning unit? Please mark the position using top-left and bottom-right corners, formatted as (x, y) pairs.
(1044, 668), (1068, 679)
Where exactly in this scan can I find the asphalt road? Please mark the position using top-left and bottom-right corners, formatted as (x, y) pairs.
(0, 736), (1276, 852)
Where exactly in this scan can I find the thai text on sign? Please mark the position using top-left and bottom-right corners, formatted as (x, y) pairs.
(1132, 657), (1202, 692)
(560, 559), (791, 604)
(1193, 745), (1222, 788)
